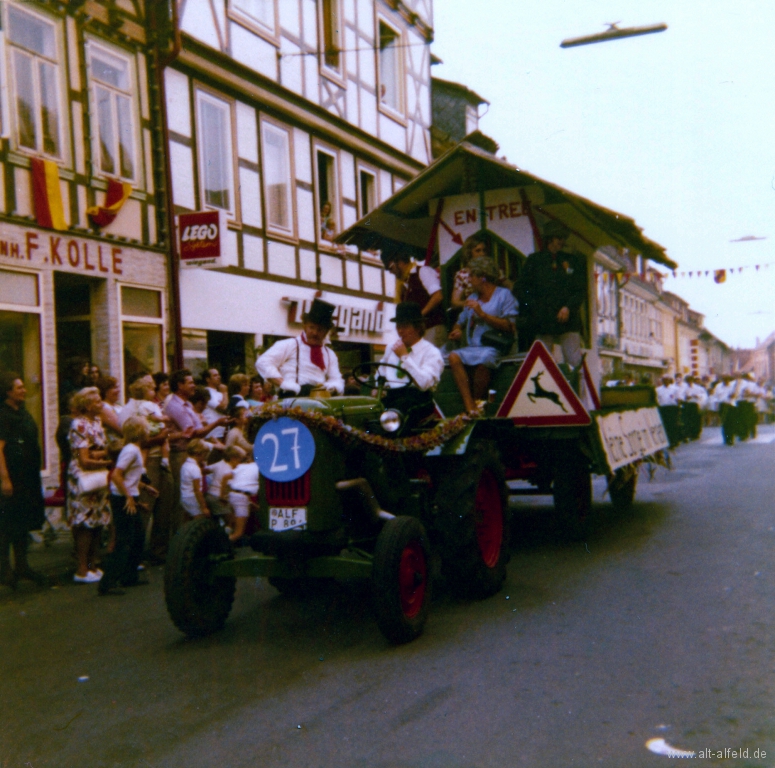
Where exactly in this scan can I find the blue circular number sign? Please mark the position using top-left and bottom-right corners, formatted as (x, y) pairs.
(253, 417), (316, 482)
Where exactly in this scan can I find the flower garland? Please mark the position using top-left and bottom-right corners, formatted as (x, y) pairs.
(249, 404), (475, 454)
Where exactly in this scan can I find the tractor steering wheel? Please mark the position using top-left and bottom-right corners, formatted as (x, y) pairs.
(351, 361), (418, 400)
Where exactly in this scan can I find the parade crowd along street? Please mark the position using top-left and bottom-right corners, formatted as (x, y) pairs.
(1, 224), (774, 594)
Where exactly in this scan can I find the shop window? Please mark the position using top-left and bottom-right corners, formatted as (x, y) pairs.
(6, 4), (63, 157)
(0, 269), (44, 463)
(229, 0), (276, 39)
(316, 148), (339, 243)
(88, 42), (137, 181)
(261, 120), (294, 235)
(196, 89), (235, 213)
(320, 0), (342, 73)
(378, 20), (403, 115)
(358, 168), (376, 218)
(120, 286), (164, 389)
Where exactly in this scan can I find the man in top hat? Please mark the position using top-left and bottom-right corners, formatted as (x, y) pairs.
(518, 221), (587, 367)
(377, 302), (444, 424)
(256, 298), (344, 397)
(381, 249), (447, 347)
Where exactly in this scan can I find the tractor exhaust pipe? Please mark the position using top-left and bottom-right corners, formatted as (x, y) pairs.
(335, 479), (395, 523)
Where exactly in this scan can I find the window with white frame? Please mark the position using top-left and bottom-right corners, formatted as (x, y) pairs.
(320, 0), (343, 73)
(315, 148), (339, 243)
(0, 269), (45, 463)
(88, 42), (136, 181)
(196, 90), (235, 213)
(120, 286), (164, 390)
(261, 120), (293, 235)
(6, 4), (63, 157)
(230, 0), (275, 35)
(378, 20), (403, 114)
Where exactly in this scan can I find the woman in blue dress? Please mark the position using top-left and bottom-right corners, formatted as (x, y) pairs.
(448, 257), (518, 413)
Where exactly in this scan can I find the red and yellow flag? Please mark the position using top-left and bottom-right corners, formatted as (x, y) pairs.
(87, 178), (132, 228)
(30, 157), (67, 231)
(713, 269), (726, 284)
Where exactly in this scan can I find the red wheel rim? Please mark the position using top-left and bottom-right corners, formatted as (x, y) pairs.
(475, 470), (504, 568)
(398, 541), (427, 618)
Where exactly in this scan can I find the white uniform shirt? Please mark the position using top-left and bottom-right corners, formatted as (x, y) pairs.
(379, 338), (444, 392)
(256, 335), (344, 395)
(202, 387), (226, 439)
(656, 384), (679, 406)
(206, 459), (233, 498)
(685, 383), (708, 408)
(673, 379), (689, 402)
(712, 380), (736, 405)
(408, 263), (442, 296)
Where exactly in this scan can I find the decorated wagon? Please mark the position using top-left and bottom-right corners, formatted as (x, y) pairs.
(164, 141), (674, 644)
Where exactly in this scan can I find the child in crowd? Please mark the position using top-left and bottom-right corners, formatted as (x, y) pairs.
(205, 445), (244, 517)
(227, 455), (259, 543)
(99, 416), (158, 596)
(179, 439), (210, 519)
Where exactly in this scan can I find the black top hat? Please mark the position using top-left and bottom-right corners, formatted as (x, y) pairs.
(390, 302), (424, 325)
(302, 298), (337, 328)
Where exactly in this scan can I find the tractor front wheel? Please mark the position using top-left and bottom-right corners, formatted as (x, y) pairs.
(371, 516), (432, 644)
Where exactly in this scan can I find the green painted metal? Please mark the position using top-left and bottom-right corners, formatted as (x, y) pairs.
(214, 552), (373, 580)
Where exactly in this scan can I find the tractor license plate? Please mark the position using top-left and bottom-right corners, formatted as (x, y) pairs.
(269, 507), (307, 531)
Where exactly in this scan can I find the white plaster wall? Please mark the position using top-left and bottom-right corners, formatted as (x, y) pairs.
(346, 79), (360, 126)
(169, 142), (196, 210)
(180, 0), (221, 51)
(346, 259), (360, 290)
(165, 69), (191, 137)
(344, 0), (356, 24)
(379, 113), (406, 152)
(231, 22), (277, 80)
(293, 128), (312, 182)
(378, 169), (392, 204)
(320, 253), (343, 286)
(362, 263), (382, 295)
(280, 39), (304, 95)
(279, 0), (300, 33)
(357, 0), (374, 35)
(299, 249), (317, 282)
(221, 226), (239, 268)
(340, 151), (356, 200)
(304, 55), (320, 104)
(342, 202), (357, 230)
(243, 233), (264, 271)
(236, 102), (258, 162)
(296, 188), (316, 243)
(239, 167), (263, 228)
(360, 88), (377, 136)
(267, 240), (297, 278)
(301, 0), (317, 45)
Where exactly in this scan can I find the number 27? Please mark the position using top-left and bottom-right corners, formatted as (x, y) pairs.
(261, 427), (301, 473)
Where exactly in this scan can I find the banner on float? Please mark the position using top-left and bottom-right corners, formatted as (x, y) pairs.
(595, 407), (669, 472)
(429, 187), (536, 264)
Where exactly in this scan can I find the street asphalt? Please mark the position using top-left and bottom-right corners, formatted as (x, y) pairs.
(2, 425), (774, 767)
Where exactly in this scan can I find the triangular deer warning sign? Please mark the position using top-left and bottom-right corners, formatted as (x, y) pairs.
(496, 341), (591, 426)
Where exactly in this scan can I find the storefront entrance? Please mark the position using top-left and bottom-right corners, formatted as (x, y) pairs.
(54, 273), (95, 412)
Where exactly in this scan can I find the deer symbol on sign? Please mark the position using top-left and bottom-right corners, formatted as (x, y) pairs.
(527, 371), (567, 412)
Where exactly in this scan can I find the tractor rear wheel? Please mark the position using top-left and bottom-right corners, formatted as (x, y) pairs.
(372, 516), (432, 644)
(434, 441), (510, 599)
(164, 518), (236, 637)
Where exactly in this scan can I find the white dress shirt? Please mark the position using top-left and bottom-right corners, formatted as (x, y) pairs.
(685, 383), (708, 408)
(379, 338), (444, 392)
(256, 334), (344, 395)
(656, 384), (679, 406)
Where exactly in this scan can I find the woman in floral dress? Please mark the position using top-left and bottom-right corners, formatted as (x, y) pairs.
(67, 387), (112, 583)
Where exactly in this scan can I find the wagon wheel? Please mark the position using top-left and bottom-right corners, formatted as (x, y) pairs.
(433, 441), (511, 598)
(371, 516), (432, 644)
(552, 450), (592, 540)
(164, 517), (236, 637)
(608, 466), (638, 512)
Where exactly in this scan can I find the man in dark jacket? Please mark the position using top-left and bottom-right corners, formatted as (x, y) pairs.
(0, 372), (46, 587)
(519, 221), (587, 366)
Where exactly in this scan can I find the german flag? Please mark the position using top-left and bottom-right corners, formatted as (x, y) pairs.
(30, 157), (67, 231)
(87, 178), (132, 228)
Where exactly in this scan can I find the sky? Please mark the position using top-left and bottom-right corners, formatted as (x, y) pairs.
(431, 1), (774, 348)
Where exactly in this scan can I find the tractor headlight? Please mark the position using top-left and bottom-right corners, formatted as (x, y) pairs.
(379, 409), (402, 433)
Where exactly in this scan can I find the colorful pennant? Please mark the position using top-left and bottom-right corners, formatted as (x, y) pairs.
(30, 158), (67, 231)
(87, 178), (132, 228)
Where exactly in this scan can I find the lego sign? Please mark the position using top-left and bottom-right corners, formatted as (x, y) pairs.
(178, 210), (223, 268)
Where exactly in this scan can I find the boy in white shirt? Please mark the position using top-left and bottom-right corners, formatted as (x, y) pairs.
(179, 440), (210, 519)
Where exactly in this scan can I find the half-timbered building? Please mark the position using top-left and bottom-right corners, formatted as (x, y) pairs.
(165, 0), (433, 376)
(0, 0), (169, 476)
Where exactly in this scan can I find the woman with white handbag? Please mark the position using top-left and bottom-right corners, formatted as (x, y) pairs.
(67, 387), (112, 583)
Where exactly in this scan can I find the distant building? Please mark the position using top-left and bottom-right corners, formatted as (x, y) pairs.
(430, 77), (488, 158)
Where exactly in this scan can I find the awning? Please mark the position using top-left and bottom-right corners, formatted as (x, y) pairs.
(336, 142), (677, 270)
